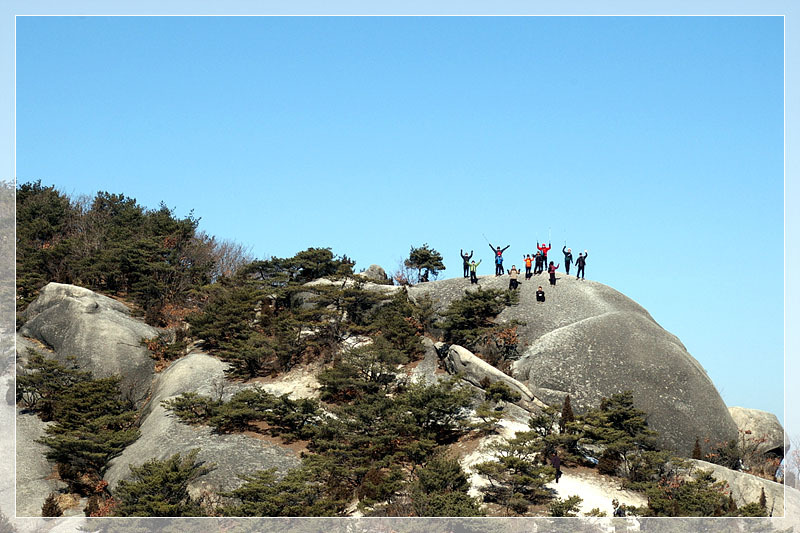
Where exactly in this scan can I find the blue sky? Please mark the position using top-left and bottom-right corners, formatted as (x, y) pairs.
(13, 16), (786, 426)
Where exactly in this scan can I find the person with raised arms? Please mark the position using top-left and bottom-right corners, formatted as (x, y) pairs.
(562, 246), (573, 276)
(575, 251), (588, 280)
(460, 249), (473, 278)
(489, 242), (510, 276)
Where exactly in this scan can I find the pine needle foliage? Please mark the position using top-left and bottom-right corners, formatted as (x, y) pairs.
(41, 493), (62, 517)
(16, 352), (92, 420)
(438, 287), (519, 349)
(37, 376), (140, 479)
(113, 449), (214, 517)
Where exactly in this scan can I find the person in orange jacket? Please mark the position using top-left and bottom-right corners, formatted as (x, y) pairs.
(523, 254), (533, 280)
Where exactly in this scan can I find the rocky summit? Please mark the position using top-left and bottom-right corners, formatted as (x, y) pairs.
(409, 274), (740, 456)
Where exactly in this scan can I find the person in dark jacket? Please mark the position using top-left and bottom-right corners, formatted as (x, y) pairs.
(489, 243), (510, 276)
(536, 286), (545, 302)
(534, 251), (544, 275)
(551, 452), (562, 483)
(548, 261), (560, 286)
(575, 250), (588, 280)
(469, 259), (481, 285)
(562, 246), (573, 276)
(460, 249), (473, 278)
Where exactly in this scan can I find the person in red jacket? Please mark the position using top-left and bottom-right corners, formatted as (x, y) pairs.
(534, 251), (544, 275)
(537, 241), (551, 270)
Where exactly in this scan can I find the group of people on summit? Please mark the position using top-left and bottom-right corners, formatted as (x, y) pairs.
(459, 242), (588, 294)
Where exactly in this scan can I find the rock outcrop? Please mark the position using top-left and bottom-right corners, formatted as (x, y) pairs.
(410, 275), (738, 456)
(686, 459), (785, 515)
(15, 410), (68, 517)
(104, 352), (300, 498)
(19, 283), (158, 405)
(439, 343), (545, 412)
(359, 264), (389, 283)
(728, 406), (786, 457)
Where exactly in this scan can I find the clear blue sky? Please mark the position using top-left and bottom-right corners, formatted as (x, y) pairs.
(14, 16), (786, 425)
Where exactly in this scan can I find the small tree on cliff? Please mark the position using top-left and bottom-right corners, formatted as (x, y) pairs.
(404, 244), (445, 283)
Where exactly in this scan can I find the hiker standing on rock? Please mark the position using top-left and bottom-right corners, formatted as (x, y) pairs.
(469, 259), (481, 285)
(460, 249), (473, 278)
(534, 251), (544, 275)
(524, 254), (533, 280)
(489, 243), (510, 276)
(536, 286), (545, 302)
(538, 241), (551, 269)
(548, 261), (560, 286)
(508, 265), (520, 290)
(562, 246), (573, 276)
(575, 250), (588, 280)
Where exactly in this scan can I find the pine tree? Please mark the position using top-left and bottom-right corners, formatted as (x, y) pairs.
(41, 493), (62, 517)
(410, 455), (484, 516)
(37, 376), (140, 480)
(759, 487), (767, 509)
(548, 495), (582, 517)
(473, 429), (555, 515)
(16, 353), (92, 420)
(438, 287), (519, 348)
(113, 450), (214, 517)
(580, 391), (657, 477)
(223, 461), (345, 517)
(404, 244), (445, 283)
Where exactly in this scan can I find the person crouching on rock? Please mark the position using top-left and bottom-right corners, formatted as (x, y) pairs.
(548, 261), (560, 286)
(536, 286), (545, 302)
(524, 254), (533, 280)
(508, 265), (520, 290)
(469, 259), (481, 285)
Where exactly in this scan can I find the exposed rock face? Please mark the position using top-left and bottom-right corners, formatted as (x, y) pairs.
(104, 352), (300, 498)
(408, 337), (446, 384)
(438, 343), (545, 412)
(360, 264), (389, 282)
(19, 283), (158, 405)
(686, 459), (784, 514)
(16, 410), (68, 517)
(304, 277), (401, 295)
(409, 275), (738, 456)
(728, 406), (786, 457)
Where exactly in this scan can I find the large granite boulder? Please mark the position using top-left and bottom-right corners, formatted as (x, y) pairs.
(728, 406), (786, 457)
(15, 410), (68, 517)
(19, 283), (158, 405)
(104, 352), (300, 499)
(359, 264), (389, 283)
(409, 276), (738, 456)
(438, 343), (545, 412)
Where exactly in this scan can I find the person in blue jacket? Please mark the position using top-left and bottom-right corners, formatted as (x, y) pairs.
(489, 243), (510, 276)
